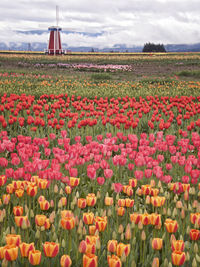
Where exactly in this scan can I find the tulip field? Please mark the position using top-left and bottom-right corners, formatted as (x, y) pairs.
(0, 52), (200, 267)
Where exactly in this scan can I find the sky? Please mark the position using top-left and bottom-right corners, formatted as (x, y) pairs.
(1, 0), (200, 48)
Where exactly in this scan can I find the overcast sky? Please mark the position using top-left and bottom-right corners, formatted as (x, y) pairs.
(1, 0), (200, 48)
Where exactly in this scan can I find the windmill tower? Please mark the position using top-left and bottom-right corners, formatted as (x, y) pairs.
(47, 6), (64, 55)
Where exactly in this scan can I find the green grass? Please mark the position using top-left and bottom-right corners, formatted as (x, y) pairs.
(176, 70), (200, 78)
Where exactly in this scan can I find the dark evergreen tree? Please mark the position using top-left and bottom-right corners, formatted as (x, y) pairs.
(142, 43), (166, 52)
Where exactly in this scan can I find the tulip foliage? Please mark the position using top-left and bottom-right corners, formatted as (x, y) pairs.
(0, 60), (200, 266)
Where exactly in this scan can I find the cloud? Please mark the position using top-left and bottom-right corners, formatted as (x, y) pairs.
(0, 0), (200, 48)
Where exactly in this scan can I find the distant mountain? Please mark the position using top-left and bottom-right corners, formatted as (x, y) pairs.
(1, 40), (200, 53)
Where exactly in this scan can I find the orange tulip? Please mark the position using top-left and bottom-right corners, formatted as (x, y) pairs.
(151, 196), (165, 207)
(116, 243), (130, 257)
(27, 184), (38, 197)
(164, 219), (178, 233)
(107, 240), (118, 253)
(0, 175), (7, 186)
(37, 179), (49, 189)
(12, 181), (23, 190)
(60, 254), (72, 267)
(130, 213), (141, 224)
(43, 242), (59, 258)
(45, 218), (51, 230)
(69, 177), (80, 187)
(2, 194), (10, 205)
(3, 245), (18, 261)
(86, 193), (96, 207)
(83, 253), (98, 267)
(118, 199), (126, 207)
(28, 250), (41, 265)
(152, 238), (163, 250)
(19, 242), (35, 257)
(150, 188), (159, 196)
(6, 234), (21, 246)
(95, 216), (107, 232)
(190, 213), (200, 224)
(85, 235), (100, 246)
(150, 213), (162, 228)
(39, 200), (50, 210)
(14, 216), (30, 229)
(189, 229), (200, 241)
(13, 206), (23, 216)
(61, 210), (74, 218)
(15, 188), (24, 198)
(125, 198), (134, 208)
(35, 215), (47, 226)
(77, 198), (87, 209)
(6, 184), (14, 194)
(123, 185), (133, 196)
(89, 225), (97, 235)
(107, 255), (122, 267)
(65, 186), (72, 194)
(61, 217), (75, 230)
(171, 251), (185, 266)
(129, 178), (137, 188)
(83, 213), (94, 225)
(141, 184), (151, 195)
(141, 213), (151, 225)
(104, 197), (113, 206)
(171, 240), (185, 252)
(0, 246), (5, 260)
(117, 207), (125, 216)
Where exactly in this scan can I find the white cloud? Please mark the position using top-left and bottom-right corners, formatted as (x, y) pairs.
(0, 0), (200, 48)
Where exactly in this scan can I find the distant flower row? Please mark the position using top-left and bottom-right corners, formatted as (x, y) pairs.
(17, 62), (132, 72)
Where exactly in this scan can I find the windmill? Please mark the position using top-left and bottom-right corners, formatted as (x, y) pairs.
(46, 6), (65, 55)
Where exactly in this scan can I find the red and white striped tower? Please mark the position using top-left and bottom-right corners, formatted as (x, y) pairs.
(47, 6), (64, 55)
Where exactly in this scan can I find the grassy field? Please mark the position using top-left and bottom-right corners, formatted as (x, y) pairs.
(0, 52), (200, 267)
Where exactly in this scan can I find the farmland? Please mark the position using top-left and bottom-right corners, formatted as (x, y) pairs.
(0, 52), (200, 267)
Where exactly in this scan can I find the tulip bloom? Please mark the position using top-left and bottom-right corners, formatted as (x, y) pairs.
(189, 229), (200, 241)
(151, 196), (165, 207)
(69, 177), (80, 187)
(171, 251), (185, 266)
(61, 217), (75, 230)
(125, 198), (134, 208)
(107, 240), (118, 253)
(0, 175), (7, 186)
(116, 243), (130, 257)
(43, 242), (59, 258)
(14, 216), (30, 229)
(104, 197), (113, 206)
(60, 254), (72, 267)
(13, 206), (23, 216)
(61, 210), (74, 218)
(27, 184), (38, 197)
(15, 188), (24, 198)
(83, 253), (98, 267)
(3, 245), (18, 261)
(95, 216), (107, 232)
(86, 193), (96, 207)
(35, 215), (47, 226)
(37, 179), (49, 189)
(39, 200), (50, 210)
(77, 198), (87, 209)
(107, 255), (122, 267)
(83, 213), (94, 225)
(6, 234), (21, 247)
(164, 219), (178, 233)
(28, 250), (41, 265)
(130, 213), (141, 224)
(19, 242), (35, 257)
(65, 186), (72, 194)
(152, 238), (163, 250)
(171, 240), (185, 252)
(129, 178), (137, 188)
(117, 207), (125, 216)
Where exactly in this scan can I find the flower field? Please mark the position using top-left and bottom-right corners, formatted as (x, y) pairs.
(0, 53), (200, 267)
